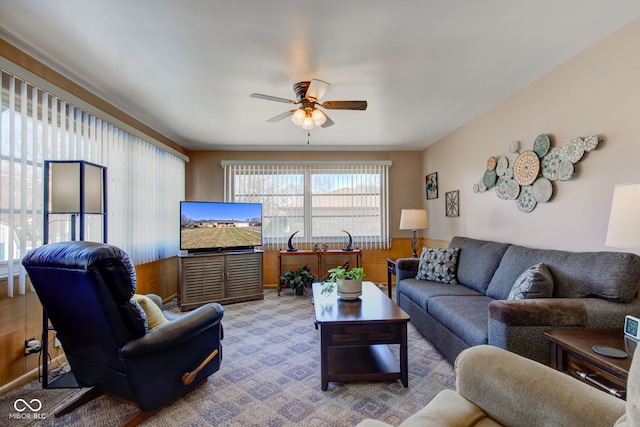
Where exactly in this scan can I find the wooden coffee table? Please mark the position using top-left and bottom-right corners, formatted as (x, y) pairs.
(313, 281), (410, 391)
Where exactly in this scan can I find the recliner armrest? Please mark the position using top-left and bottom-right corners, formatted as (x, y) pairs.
(488, 298), (587, 327)
(456, 345), (625, 427)
(120, 303), (223, 358)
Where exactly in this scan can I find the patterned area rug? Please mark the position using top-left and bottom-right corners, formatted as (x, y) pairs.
(2, 288), (455, 426)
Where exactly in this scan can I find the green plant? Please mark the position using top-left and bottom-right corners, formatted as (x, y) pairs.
(321, 265), (365, 295)
(280, 265), (315, 295)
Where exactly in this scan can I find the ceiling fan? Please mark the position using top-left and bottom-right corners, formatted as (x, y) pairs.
(250, 79), (367, 131)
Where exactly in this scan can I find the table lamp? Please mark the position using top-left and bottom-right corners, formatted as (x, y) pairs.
(605, 183), (640, 248)
(399, 208), (429, 257)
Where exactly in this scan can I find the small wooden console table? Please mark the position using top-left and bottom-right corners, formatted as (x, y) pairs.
(278, 249), (362, 296)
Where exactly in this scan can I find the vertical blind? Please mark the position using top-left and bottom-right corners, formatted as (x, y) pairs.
(0, 69), (185, 296)
(222, 161), (391, 250)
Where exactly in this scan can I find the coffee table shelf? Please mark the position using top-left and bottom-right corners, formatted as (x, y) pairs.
(327, 345), (403, 383)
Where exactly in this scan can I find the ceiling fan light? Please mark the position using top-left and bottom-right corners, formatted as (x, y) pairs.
(301, 115), (315, 130)
(311, 109), (327, 126)
(291, 109), (305, 126)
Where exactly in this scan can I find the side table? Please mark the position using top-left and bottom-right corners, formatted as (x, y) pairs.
(386, 258), (397, 299)
(544, 328), (634, 399)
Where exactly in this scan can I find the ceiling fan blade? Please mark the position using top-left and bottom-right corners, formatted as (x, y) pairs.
(321, 114), (335, 128)
(321, 100), (367, 110)
(305, 79), (330, 101)
(250, 93), (298, 104)
(267, 110), (294, 122)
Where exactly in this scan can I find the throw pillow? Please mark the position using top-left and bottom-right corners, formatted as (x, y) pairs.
(415, 247), (460, 284)
(507, 263), (554, 300)
(132, 294), (169, 330)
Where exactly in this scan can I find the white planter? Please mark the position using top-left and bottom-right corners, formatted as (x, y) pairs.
(337, 279), (362, 300)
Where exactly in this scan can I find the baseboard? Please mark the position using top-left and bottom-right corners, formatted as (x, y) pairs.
(0, 354), (68, 395)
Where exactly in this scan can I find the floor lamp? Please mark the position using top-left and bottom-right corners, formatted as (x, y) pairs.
(399, 208), (429, 258)
(41, 160), (107, 388)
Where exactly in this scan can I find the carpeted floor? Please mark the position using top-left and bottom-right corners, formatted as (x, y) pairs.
(1, 288), (456, 426)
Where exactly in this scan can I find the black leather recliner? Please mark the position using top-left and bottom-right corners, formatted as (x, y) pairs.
(22, 241), (223, 426)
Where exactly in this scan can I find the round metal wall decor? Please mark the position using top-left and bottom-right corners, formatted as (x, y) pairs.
(532, 177), (552, 203)
(516, 186), (536, 213)
(533, 134), (551, 158)
(483, 169), (497, 188)
(495, 156), (508, 176)
(562, 137), (585, 163)
(486, 156), (497, 171)
(513, 151), (540, 186)
(473, 134), (599, 213)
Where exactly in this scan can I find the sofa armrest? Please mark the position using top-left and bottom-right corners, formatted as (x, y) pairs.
(396, 258), (420, 282)
(456, 345), (625, 427)
(488, 298), (587, 327)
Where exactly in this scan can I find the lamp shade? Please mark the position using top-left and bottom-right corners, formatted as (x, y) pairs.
(49, 161), (105, 214)
(605, 183), (640, 248)
(399, 209), (429, 230)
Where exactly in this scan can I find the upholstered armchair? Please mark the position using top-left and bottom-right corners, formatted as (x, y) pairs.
(357, 344), (639, 427)
(22, 241), (224, 427)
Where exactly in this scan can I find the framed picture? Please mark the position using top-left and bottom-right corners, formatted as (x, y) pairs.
(426, 172), (438, 200)
(445, 190), (459, 217)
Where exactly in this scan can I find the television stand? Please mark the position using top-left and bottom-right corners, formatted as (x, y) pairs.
(178, 250), (263, 310)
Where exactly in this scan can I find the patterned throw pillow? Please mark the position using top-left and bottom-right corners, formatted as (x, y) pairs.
(507, 263), (554, 300)
(415, 247), (460, 284)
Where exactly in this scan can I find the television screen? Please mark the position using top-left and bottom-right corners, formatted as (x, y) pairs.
(180, 201), (262, 252)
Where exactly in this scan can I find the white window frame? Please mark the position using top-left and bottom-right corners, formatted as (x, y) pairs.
(222, 161), (391, 250)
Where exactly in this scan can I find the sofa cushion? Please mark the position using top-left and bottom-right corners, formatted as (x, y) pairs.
(416, 247), (460, 284)
(428, 295), (493, 346)
(398, 278), (484, 310)
(449, 236), (511, 294)
(487, 244), (640, 302)
(507, 263), (554, 300)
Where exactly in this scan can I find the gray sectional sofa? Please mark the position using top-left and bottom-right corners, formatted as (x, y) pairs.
(396, 236), (640, 364)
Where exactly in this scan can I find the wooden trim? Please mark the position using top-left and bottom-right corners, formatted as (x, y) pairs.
(0, 38), (187, 157)
(0, 354), (68, 395)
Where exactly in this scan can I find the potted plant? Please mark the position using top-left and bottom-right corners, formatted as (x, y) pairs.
(280, 265), (315, 296)
(321, 265), (365, 300)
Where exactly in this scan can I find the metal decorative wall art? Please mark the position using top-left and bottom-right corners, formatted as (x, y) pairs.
(474, 134), (599, 213)
(445, 190), (459, 217)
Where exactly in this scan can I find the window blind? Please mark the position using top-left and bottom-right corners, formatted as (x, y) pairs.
(0, 69), (185, 296)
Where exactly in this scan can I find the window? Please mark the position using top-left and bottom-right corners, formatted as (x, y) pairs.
(223, 161), (391, 250)
(0, 68), (185, 295)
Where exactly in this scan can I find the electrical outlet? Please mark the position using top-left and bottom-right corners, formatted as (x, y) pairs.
(24, 337), (42, 356)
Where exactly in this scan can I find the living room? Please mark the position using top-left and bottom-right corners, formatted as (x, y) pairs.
(1, 2), (640, 426)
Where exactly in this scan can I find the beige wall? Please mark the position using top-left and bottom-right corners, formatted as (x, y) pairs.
(420, 17), (640, 255)
(186, 150), (422, 240)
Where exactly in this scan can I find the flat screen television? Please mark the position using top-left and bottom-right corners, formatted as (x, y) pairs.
(180, 201), (262, 253)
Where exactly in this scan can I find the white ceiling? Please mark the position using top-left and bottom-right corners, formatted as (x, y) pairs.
(1, 1), (640, 152)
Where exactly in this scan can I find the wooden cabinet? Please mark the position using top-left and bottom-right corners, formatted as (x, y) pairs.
(178, 251), (263, 310)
